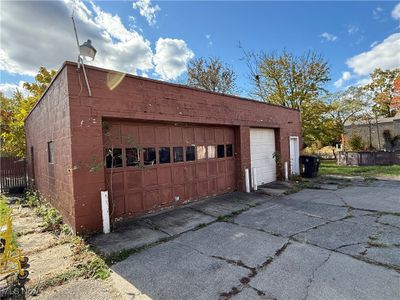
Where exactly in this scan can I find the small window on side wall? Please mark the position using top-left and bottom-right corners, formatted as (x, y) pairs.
(126, 148), (139, 167)
(173, 147), (184, 163)
(217, 145), (225, 158)
(159, 147), (171, 164)
(186, 146), (195, 161)
(143, 147), (156, 165)
(226, 144), (233, 157)
(105, 148), (123, 168)
(48, 141), (54, 163)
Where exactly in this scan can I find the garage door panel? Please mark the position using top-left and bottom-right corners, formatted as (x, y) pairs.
(158, 167), (172, 185)
(141, 126), (156, 145)
(172, 165), (185, 184)
(185, 165), (196, 181)
(113, 195), (125, 217)
(194, 127), (205, 144)
(159, 187), (173, 204)
(226, 160), (236, 175)
(183, 128), (194, 144)
(207, 161), (217, 177)
(197, 181), (208, 197)
(105, 124), (122, 146)
(173, 185), (185, 201)
(196, 162), (207, 179)
(224, 128), (235, 143)
(110, 173), (124, 196)
(156, 127), (170, 145)
(144, 168), (158, 187)
(250, 128), (276, 185)
(126, 170), (143, 189)
(126, 192), (143, 213)
(144, 189), (159, 210)
(208, 178), (218, 195)
(105, 122), (236, 218)
(217, 176), (227, 192)
(217, 161), (226, 174)
(122, 125), (140, 146)
(205, 128), (215, 144)
(170, 127), (183, 144)
(185, 182), (197, 199)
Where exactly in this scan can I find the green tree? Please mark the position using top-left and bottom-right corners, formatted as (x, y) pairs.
(0, 67), (56, 157)
(186, 57), (237, 94)
(244, 49), (330, 108)
(326, 86), (366, 141)
(364, 68), (400, 117)
(244, 49), (331, 145)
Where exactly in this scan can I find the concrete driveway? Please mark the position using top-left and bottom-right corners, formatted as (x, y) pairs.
(91, 179), (400, 300)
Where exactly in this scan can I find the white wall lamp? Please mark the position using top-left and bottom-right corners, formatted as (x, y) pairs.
(72, 13), (97, 96)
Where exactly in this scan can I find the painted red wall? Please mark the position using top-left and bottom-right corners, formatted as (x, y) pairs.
(27, 62), (301, 234)
(25, 67), (76, 229)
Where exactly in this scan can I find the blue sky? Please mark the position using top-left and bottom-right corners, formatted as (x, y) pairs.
(1, 1), (400, 97)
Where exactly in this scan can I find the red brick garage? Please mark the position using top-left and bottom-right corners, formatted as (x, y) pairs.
(25, 61), (301, 234)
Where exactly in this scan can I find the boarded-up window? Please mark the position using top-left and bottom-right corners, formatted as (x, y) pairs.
(207, 145), (216, 159)
(196, 146), (206, 160)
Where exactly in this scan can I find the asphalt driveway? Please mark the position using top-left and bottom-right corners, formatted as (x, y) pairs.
(91, 179), (400, 300)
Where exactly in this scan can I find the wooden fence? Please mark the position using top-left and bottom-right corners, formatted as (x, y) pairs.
(0, 157), (27, 193)
(337, 151), (400, 166)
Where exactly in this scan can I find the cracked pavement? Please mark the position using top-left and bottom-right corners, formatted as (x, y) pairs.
(91, 180), (400, 299)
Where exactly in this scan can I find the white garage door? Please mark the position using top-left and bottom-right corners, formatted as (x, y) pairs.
(250, 128), (276, 186)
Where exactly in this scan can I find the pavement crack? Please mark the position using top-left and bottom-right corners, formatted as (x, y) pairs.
(303, 253), (331, 300)
(334, 242), (364, 251)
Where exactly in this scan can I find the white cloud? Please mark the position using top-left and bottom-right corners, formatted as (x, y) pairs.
(0, 1), (193, 81)
(153, 38), (194, 80)
(320, 32), (337, 42)
(205, 34), (213, 46)
(0, 81), (27, 97)
(334, 71), (352, 88)
(370, 41), (379, 48)
(132, 0), (160, 26)
(347, 33), (400, 76)
(392, 3), (400, 20)
(373, 7), (384, 20)
(347, 25), (359, 35)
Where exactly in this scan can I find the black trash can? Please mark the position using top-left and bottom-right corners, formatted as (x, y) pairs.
(299, 155), (320, 178)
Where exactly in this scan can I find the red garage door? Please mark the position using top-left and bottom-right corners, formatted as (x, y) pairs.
(103, 121), (236, 219)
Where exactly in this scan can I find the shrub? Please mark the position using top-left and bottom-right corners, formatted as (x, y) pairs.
(348, 135), (364, 151)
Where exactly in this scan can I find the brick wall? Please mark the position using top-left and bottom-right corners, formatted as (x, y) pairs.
(25, 67), (76, 229)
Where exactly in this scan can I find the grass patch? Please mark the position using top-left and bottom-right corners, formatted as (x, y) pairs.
(106, 236), (175, 264)
(319, 160), (400, 178)
(284, 180), (318, 195)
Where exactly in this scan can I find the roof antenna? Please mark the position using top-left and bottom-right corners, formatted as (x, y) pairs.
(71, 5), (97, 97)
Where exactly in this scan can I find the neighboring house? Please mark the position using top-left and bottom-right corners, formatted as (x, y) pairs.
(25, 62), (301, 234)
(344, 114), (400, 151)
